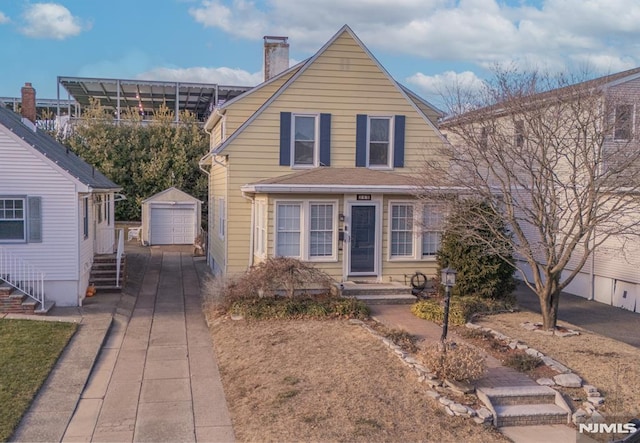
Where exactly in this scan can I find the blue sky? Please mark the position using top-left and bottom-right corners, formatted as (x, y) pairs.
(1, 0), (640, 107)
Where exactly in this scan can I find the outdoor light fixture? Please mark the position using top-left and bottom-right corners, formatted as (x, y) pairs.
(440, 267), (457, 342)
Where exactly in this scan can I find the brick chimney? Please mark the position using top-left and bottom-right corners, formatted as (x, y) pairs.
(21, 82), (37, 124)
(263, 36), (289, 82)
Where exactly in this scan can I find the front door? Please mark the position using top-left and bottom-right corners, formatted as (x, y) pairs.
(350, 205), (376, 274)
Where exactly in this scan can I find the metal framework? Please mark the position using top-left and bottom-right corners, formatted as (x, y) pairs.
(57, 76), (252, 122)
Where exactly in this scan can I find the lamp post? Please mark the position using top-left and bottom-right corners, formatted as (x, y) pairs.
(440, 267), (457, 343)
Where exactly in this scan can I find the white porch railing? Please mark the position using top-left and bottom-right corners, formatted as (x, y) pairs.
(97, 227), (116, 254)
(0, 246), (45, 308)
(115, 229), (124, 287)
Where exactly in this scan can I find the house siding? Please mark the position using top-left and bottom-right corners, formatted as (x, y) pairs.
(208, 29), (446, 280)
(0, 127), (81, 305)
(208, 161), (228, 274)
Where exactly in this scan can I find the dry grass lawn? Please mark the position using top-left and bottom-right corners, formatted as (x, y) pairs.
(210, 317), (508, 443)
(474, 312), (640, 418)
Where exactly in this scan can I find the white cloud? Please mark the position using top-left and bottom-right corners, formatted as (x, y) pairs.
(188, 0), (640, 75)
(0, 11), (9, 24)
(137, 66), (262, 86)
(20, 3), (85, 39)
(407, 71), (484, 96)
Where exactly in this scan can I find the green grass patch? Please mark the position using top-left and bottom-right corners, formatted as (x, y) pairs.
(0, 319), (77, 441)
(230, 296), (370, 320)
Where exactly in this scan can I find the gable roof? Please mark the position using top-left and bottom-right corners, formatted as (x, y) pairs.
(441, 66), (640, 127)
(142, 186), (202, 203)
(0, 105), (120, 190)
(211, 24), (446, 156)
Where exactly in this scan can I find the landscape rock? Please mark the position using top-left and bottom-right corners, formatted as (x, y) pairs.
(572, 409), (588, 425)
(536, 377), (555, 386)
(450, 403), (468, 414)
(425, 390), (440, 400)
(508, 341), (518, 350)
(591, 411), (605, 423)
(348, 319), (364, 325)
(583, 385), (598, 394)
(477, 407), (493, 420)
(445, 379), (475, 394)
(473, 417), (486, 424)
(587, 396), (605, 406)
(492, 332), (509, 341)
(465, 322), (481, 329)
(445, 407), (455, 416)
(521, 322), (537, 331)
(554, 373), (583, 388)
(526, 348), (544, 358)
(554, 329), (579, 337)
(439, 397), (453, 406)
(417, 375), (426, 383)
(534, 329), (554, 336)
(516, 344), (529, 350)
(404, 356), (419, 365)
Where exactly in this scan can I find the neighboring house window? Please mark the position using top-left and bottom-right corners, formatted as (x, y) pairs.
(480, 126), (489, 150)
(0, 198), (25, 241)
(276, 201), (337, 260)
(0, 197), (42, 243)
(422, 204), (444, 257)
(83, 197), (89, 239)
(614, 104), (634, 140)
(514, 120), (525, 147)
(276, 203), (301, 257)
(356, 114), (405, 168)
(390, 204), (414, 257)
(254, 200), (267, 257)
(280, 112), (331, 167)
(309, 203), (333, 257)
(105, 194), (111, 226)
(218, 197), (225, 239)
(97, 195), (103, 223)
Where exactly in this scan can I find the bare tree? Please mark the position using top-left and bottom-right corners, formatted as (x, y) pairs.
(420, 67), (640, 330)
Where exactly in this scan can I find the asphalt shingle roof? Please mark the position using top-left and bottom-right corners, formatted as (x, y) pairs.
(0, 105), (120, 190)
(247, 167), (417, 187)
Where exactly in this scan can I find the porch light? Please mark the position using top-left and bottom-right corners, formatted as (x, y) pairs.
(440, 266), (457, 342)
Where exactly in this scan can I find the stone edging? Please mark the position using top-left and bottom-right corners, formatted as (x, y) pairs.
(464, 321), (606, 426)
(350, 319), (494, 425)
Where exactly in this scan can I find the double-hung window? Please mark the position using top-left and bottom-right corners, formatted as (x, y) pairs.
(276, 201), (336, 260)
(292, 114), (318, 167)
(422, 204), (444, 257)
(309, 203), (333, 258)
(390, 204), (413, 257)
(614, 104), (634, 140)
(254, 200), (267, 257)
(388, 202), (445, 259)
(368, 116), (392, 167)
(218, 197), (226, 239)
(0, 198), (26, 241)
(514, 120), (525, 147)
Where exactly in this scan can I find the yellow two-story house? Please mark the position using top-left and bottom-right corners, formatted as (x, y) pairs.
(201, 25), (449, 283)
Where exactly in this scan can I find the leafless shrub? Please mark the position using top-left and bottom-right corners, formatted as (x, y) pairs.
(421, 341), (486, 382)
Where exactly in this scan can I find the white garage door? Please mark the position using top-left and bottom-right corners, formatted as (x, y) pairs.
(150, 206), (196, 245)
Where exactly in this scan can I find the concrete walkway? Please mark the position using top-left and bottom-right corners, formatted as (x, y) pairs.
(368, 304), (577, 443)
(12, 245), (234, 442)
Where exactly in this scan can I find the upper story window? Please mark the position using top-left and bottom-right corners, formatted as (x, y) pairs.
(514, 120), (525, 147)
(614, 104), (634, 141)
(293, 114), (318, 167)
(280, 112), (331, 168)
(356, 114), (405, 169)
(368, 117), (392, 167)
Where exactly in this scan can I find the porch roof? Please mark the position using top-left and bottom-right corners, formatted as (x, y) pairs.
(241, 167), (420, 194)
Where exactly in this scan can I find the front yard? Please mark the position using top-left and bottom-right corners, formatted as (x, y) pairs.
(209, 317), (508, 442)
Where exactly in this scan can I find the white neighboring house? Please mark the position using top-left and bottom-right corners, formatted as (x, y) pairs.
(0, 87), (121, 309)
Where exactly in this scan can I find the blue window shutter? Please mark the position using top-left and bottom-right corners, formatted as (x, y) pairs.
(320, 113), (331, 166)
(27, 196), (42, 243)
(355, 114), (367, 167)
(279, 112), (292, 166)
(393, 115), (405, 168)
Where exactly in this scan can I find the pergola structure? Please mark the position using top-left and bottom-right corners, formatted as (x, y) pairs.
(57, 76), (252, 122)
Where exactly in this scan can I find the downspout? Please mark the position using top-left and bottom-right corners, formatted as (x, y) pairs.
(590, 226), (596, 301)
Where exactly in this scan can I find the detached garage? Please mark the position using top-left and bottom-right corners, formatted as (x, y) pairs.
(141, 187), (202, 245)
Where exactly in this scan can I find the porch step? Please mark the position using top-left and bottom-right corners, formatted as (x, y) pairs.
(477, 386), (571, 427)
(0, 285), (51, 315)
(34, 300), (56, 315)
(89, 254), (126, 293)
(339, 281), (415, 304)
